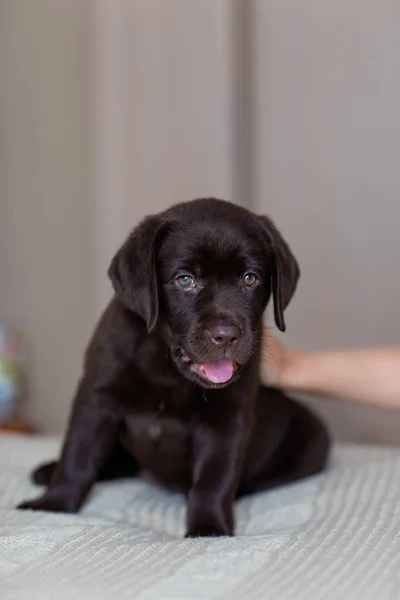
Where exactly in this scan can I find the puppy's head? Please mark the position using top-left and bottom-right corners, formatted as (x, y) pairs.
(108, 198), (299, 388)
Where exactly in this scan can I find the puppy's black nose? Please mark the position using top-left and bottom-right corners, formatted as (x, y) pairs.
(211, 325), (241, 346)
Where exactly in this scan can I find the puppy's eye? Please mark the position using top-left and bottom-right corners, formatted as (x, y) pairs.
(243, 272), (258, 287)
(176, 275), (195, 289)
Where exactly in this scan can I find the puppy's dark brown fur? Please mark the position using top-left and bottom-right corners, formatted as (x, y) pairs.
(18, 198), (329, 537)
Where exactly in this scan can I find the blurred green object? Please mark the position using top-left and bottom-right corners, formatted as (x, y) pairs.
(0, 324), (26, 419)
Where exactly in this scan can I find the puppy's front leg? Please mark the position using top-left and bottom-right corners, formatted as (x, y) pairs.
(186, 402), (252, 538)
(18, 381), (120, 513)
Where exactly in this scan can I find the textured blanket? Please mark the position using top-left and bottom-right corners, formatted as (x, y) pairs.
(1, 434), (400, 599)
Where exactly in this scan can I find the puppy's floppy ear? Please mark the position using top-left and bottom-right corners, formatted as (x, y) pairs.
(257, 216), (300, 332)
(108, 215), (166, 332)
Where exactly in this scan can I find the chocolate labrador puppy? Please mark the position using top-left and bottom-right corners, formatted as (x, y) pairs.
(18, 198), (329, 537)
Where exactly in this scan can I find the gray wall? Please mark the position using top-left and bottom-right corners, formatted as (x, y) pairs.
(252, 0), (400, 443)
(0, 1), (94, 432)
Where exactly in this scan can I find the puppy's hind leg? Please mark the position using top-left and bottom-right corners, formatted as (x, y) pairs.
(32, 461), (58, 486)
(237, 404), (330, 498)
(32, 442), (139, 486)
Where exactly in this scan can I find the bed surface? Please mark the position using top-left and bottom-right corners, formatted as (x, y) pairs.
(1, 434), (400, 599)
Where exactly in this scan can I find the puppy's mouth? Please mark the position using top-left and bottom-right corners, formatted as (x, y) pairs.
(191, 359), (235, 384)
(179, 349), (236, 384)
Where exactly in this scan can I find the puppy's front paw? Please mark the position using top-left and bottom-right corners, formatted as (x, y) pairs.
(186, 494), (234, 537)
(186, 516), (233, 538)
(17, 494), (77, 514)
(185, 526), (232, 538)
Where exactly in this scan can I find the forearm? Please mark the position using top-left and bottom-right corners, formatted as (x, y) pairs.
(279, 347), (400, 410)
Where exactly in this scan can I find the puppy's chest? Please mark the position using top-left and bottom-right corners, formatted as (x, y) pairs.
(120, 387), (199, 487)
(123, 405), (190, 451)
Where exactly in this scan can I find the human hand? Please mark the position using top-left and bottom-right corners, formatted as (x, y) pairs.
(260, 327), (294, 388)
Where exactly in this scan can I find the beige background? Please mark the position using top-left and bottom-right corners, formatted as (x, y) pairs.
(251, 0), (400, 443)
(1, 1), (399, 441)
(0, 1), (94, 432)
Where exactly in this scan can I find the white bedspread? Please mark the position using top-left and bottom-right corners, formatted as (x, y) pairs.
(1, 434), (400, 599)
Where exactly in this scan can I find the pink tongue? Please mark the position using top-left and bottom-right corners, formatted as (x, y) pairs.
(200, 360), (234, 383)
